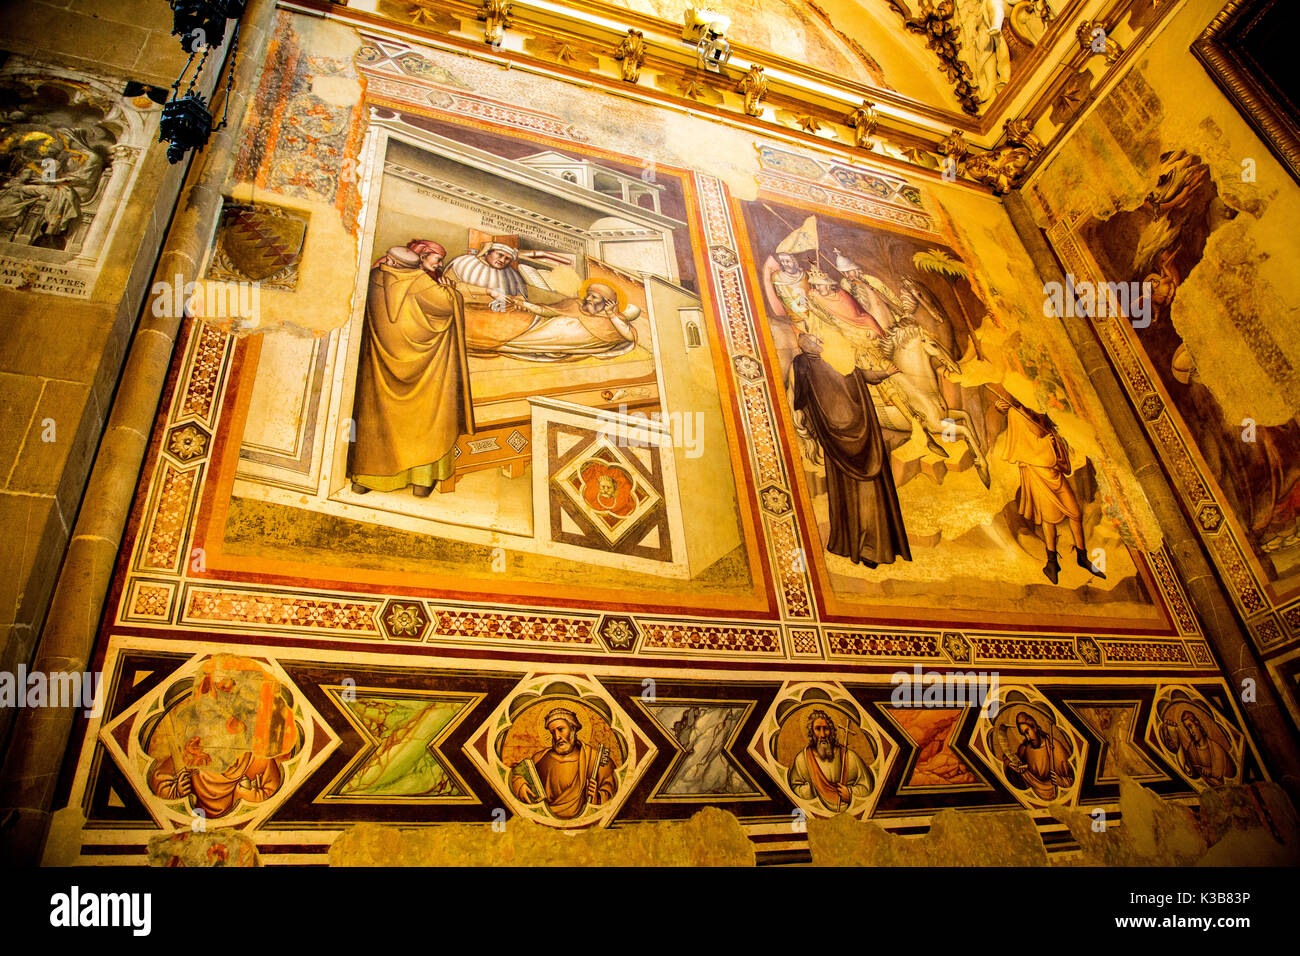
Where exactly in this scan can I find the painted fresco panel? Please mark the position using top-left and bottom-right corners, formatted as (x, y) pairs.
(40, 13), (1270, 865)
(1033, 53), (1300, 674)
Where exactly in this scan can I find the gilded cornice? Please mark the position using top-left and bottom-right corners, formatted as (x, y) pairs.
(280, 0), (1183, 194)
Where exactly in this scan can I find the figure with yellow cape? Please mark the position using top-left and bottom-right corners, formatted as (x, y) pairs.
(994, 393), (1106, 585)
(349, 241), (474, 497)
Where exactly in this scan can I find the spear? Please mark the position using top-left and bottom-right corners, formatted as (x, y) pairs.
(837, 716), (854, 812)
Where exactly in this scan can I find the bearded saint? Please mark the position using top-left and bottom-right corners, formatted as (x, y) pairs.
(509, 708), (617, 819)
(349, 242), (473, 496)
(788, 709), (872, 812)
(791, 333), (912, 568)
(763, 251), (811, 321)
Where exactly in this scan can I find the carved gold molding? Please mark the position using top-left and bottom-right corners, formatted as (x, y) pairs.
(278, 0), (1181, 196)
(1191, 0), (1300, 184)
(886, 0), (980, 115)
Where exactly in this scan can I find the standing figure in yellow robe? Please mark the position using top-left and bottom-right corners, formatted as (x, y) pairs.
(995, 397), (1105, 584)
(349, 243), (474, 496)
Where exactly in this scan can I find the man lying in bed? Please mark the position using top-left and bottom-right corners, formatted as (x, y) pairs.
(447, 240), (640, 362)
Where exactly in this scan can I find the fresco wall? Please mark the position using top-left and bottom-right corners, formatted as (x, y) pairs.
(1026, 0), (1300, 727)
(41, 10), (1271, 865)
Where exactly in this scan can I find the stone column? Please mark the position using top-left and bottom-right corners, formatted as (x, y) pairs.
(1004, 192), (1300, 806)
(0, 0), (278, 865)
(72, 143), (141, 266)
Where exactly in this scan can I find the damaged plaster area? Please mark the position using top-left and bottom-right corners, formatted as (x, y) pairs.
(76, 780), (1300, 866)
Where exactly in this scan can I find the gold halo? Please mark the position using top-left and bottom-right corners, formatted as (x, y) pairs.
(1161, 700), (1231, 753)
(578, 278), (627, 313)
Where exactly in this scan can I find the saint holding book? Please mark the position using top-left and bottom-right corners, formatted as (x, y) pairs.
(509, 707), (617, 819)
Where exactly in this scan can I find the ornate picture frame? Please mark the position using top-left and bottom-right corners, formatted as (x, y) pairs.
(1191, 0), (1300, 184)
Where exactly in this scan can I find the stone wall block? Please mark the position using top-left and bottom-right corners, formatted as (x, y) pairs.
(0, 297), (114, 382)
(0, 372), (43, 477)
(808, 808), (1050, 866)
(132, 30), (199, 89)
(0, 493), (65, 634)
(329, 807), (754, 866)
(0, 704), (82, 811)
(74, 0), (168, 27)
(12, 502), (70, 635)
(89, 296), (139, 428)
(0, 808), (52, 865)
(8, 380), (96, 505)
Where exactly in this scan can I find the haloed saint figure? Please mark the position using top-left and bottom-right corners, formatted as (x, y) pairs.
(788, 709), (872, 812)
(509, 707), (618, 820)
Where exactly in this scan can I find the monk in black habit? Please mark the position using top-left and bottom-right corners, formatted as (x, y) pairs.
(791, 333), (912, 568)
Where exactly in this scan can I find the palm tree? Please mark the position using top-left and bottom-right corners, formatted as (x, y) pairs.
(912, 248), (965, 279)
(912, 248), (986, 358)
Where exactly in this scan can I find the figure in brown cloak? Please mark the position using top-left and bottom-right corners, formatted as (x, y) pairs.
(1001, 711), (1074, 802)
(349, 241), (474, 496)
(1158, 705), (1236, 787)
(509, 708), (617, 819)
(791, 333), (911, 568)
(144, 657), (298, 819)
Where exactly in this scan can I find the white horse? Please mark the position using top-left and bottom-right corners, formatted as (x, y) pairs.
(874, 320), (991, 487)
